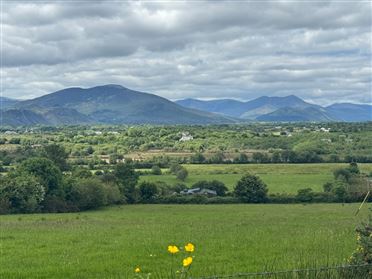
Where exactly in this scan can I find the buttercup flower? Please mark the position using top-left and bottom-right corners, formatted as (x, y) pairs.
(168, 245), (179, 254)
(135, 267), (140, 273)
(183, 256), (193, 267)
(185, 243), (195, 252)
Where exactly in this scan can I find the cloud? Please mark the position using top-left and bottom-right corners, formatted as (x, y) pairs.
(1, 0), (371, 105)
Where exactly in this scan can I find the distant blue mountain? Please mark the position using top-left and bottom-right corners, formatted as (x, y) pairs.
(326, 103), (372, 122)
(0, 96), (19, 109)
(176, 96), (371, 122)
(256, 107), (336, 122)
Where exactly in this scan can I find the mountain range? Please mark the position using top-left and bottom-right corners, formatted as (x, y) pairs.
(176, 96), (371, 122)
(0, 85), (371, 126)
(0, 85), (237, 126)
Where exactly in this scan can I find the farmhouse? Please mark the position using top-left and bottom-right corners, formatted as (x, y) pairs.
(179, 132), (193, 142)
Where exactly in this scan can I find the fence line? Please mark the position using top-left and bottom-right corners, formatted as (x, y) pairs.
(190, 263), (372, 279)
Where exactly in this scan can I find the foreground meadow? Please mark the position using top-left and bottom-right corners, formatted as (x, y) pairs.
(140, 163), (372, 193)
(0, 203), (368, 278)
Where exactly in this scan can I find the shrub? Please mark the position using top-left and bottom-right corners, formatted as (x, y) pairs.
(176, 168), (188, 181)
(151, 165), (162, 175)
(102, 183), (122, 205)
(342, 209), (372, 278)
(323, 182), (334, 192)
(69, 178), (106, 210)
(296, 188), (314, 203)
(169, 163), (183, 174)
(234, 174), (268, 203)
(139, 182), (158, 202)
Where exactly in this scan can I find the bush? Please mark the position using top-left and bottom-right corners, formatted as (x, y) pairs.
(169, 163), (183, 174)
(151, 165), (162, 175)
(69, 178), (106, 210)
(234, 174), (268, 203)
(176, 167), (188, 181)
(139, 182), (158, 202)
(102, 183), (122, 205)
(296, 188), (314, 203)
(342, 209), (372, 278)
(323, 182), (333, 192)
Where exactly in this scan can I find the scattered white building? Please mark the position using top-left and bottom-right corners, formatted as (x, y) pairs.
(320, 127), (330, 133)
(179, 132), (193, 142)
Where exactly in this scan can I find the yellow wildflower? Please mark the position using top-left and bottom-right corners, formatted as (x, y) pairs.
(168, 245), (179, 254)
(135, 267), (140, 273)
(357, 234), (361, 241)
(183, 256), (193, 267)
(185, 243), (195, 252)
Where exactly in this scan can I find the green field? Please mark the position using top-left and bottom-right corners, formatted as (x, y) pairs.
(0, 204), (368, 278)
(140, 163), (372, 193)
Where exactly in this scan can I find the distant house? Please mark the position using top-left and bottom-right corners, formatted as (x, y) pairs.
(4, 131), (18, 135)
(180, 188), (217, 196)
(320, 127), (330, 133)
(179, 132), (193, 142)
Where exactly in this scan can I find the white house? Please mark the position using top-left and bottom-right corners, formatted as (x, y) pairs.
(179, 132), (193, 142)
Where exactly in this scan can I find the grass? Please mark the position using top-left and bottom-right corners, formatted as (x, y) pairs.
(0, 203), (369, 278)
(140, 163), (372, 193)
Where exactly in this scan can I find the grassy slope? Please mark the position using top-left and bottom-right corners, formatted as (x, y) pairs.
(140, 163), (372, 193)
(0, 204), (368, 278)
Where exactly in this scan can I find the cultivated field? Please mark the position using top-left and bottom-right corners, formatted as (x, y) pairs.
(140, 163), (372, 193)
(0, 203), (368, 278)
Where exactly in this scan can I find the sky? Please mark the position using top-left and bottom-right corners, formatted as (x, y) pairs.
(1, 0), (371, 105)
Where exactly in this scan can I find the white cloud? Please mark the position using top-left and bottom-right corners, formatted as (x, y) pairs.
(1, 0), (371, 105)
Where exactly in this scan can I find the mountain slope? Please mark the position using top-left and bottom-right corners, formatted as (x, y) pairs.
(176, 98), (247, 117)
(176, 95), (321, 119)
(13, 85), (237, 125)
(0, 96), (19, 109)
(326, 103), (372, 122)
(256, 107), (337, 122)
(0, 109), (49, 126)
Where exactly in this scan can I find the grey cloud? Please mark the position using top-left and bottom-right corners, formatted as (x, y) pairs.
(1, 0), (371, 105)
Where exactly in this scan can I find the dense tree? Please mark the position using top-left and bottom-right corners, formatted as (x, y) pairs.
(113, 162), (139, 203)
(44, 144), (69, 171)
(0, 171), (45, 213)
(139, 182), (158, 201)
(19, 158), (64, 197)
(68, 178), (106, 210)
(234, 174), (268, 203)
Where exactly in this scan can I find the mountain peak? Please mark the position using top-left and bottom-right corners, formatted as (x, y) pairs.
(93, 84), (127, 90)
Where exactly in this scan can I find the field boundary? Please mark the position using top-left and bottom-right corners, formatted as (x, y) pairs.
(190, 263), (372, 278)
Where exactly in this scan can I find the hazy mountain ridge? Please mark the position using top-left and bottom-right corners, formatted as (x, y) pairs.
(0, 96), (19, 109)
(176, 96), (371, 122)
(1, 85), (371, 126)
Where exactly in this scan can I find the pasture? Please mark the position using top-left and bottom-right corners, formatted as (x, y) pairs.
(0, 203), (368, 278)
(140, 163), (372, 193)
